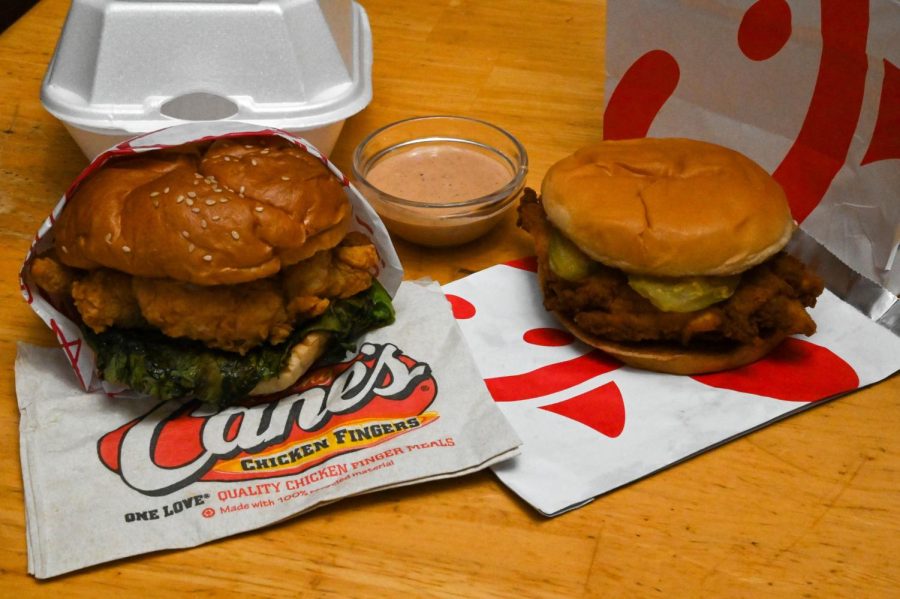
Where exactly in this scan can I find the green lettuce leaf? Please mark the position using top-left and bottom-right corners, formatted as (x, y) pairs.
(84, 281), (396, 408)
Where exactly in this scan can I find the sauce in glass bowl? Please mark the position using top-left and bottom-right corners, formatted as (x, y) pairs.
(353, 116), (528, 247)
(365, 143), (513, 204)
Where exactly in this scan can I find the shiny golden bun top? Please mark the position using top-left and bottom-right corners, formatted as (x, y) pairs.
(541, 138), (795, 277)
(54, 136), (350, 285)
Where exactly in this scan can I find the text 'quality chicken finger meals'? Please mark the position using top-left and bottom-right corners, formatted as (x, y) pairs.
(518, 138), (824, 374)
(30, 135), (395, 407)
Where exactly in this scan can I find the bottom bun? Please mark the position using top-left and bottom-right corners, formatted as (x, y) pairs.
(250, 331), (330, 395)
(555, 312), (787, 375)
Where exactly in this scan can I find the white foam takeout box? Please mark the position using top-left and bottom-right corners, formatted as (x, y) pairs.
(40, 0), (373, 158)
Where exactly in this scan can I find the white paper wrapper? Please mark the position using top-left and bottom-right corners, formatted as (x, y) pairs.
(605, 0), (900, 312)
(17, 280), (521, 578)
(16, 123), (520, 577)
(444, 263), (900, 516)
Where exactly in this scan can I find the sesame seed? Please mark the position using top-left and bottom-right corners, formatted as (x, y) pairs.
(201, 219), (208, 228)
(219, 198), (229, 204)
(224, 156), (231, 162)
(61, 245), (68, 254)
(251, 159), (258, 166)
(203, 254), (212, 262)
(192, 207), (200, 213)
(193, 180), (199, 186)
(188, 243), (195, 252)
(281, 176), (290, 181)
(181, 230), (190, 238)
(254, 206), (264, 212)
(239, 186), (245, 194)
(153, 199), (160, 208)
(212, 215), (221, 221)
(122, 245), (131, 253)
(205, 199), (216, 206)
(187, 191), (197, 198)
(105, 233), (112, 244)
(164, 187), (170, 194)
(244, 144), (253, 149)
(194, 173), (203, 179)
(214, 188), (223, 193)
(261, 149), (270, 155)
(150, 191), (160, 197)
(177, 195), (185, 203)
(186, 198), (194, 206)
(231, 230), (240, 240)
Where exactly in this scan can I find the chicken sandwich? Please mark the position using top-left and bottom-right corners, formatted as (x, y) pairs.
(518, 138), (824, 374)
(31, 135), (395, 406)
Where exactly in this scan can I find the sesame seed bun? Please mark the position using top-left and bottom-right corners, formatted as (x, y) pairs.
(540, 138), (794, 277)
(54, 136), (350, 286)
(33, 134), (396, 407)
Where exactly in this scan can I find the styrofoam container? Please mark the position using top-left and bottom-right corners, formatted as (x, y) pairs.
(40, 0), (373, 158)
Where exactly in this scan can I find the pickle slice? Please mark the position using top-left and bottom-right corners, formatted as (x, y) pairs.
(548, 229), (596, 281)
(627, 273), (741, 312)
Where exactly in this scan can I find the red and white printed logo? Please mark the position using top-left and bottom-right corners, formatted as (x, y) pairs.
(98, 342), (439, 496)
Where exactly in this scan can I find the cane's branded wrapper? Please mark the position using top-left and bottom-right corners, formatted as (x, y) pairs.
(16, 123), (520, 578)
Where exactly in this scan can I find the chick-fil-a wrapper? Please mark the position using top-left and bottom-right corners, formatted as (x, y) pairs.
(16, 123), (520, 577)
(605, 0), (899, 320)
(445, 0), (900, 516)
(445, 263), (900, 516)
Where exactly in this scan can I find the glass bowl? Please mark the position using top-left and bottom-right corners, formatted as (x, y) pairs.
(352, 115), (528, 247)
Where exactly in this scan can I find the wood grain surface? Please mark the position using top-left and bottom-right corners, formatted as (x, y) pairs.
(1, 1), (898, 596)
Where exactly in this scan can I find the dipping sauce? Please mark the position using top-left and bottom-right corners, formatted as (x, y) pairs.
(365, 143), (513, 203)
(353, 116), (528, 247)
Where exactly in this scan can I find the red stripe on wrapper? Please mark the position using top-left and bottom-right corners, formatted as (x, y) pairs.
(540, 381), (626, 438)
(485, 349), (621, 402)
(49, 318), (87, 391)
(445, 294), (476, 320)
(691, 338), (859, 402)
(504, 256), (538, 272)
(771, 2), (869, 223)
(603, 50), (680, 141)
(738, 0), (792, 62)
(861, 59), (900, 166)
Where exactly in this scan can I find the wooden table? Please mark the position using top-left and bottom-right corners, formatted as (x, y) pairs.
(1, 1), (897, 596)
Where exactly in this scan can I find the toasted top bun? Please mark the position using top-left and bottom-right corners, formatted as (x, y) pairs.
(541, 138), (794, 277)
(54, 136), (350, 286)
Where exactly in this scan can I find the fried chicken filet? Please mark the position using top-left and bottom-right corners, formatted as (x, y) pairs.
(520, 190), (823, 349)
(32, 232), (379, 355)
